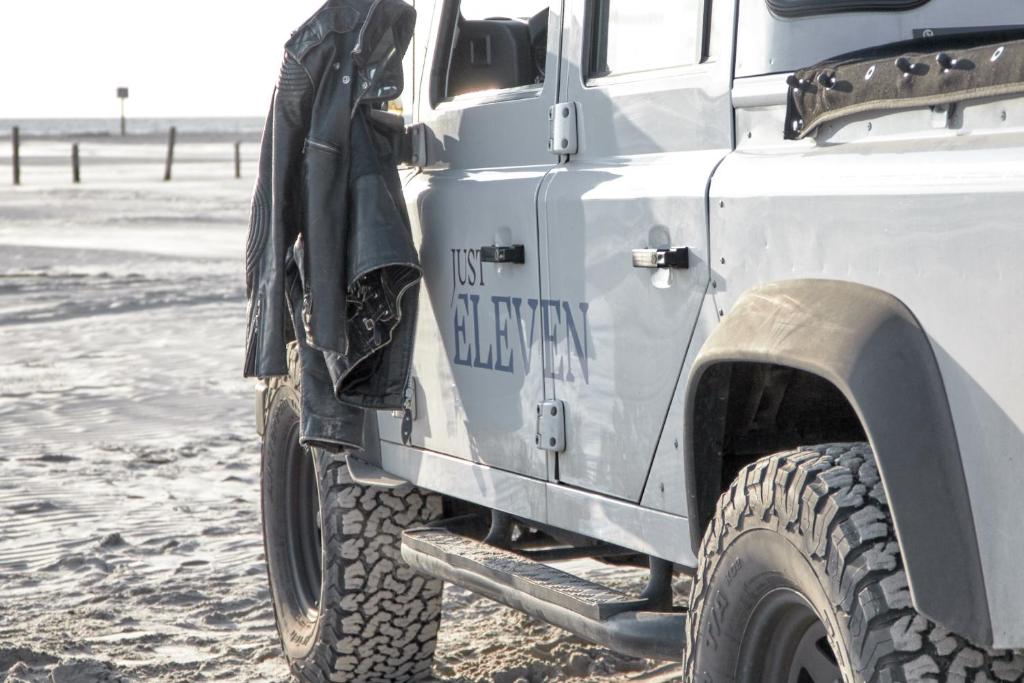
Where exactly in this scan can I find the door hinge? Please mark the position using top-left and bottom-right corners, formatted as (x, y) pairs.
(548, 102), (578, 156)
(390, 377), (417, 445)
(535, 400), (566, 452)
(401, 123), (428, 167)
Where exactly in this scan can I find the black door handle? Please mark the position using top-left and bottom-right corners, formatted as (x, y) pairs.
(480, 244), (526, 264)
(631, 247), (689, 269)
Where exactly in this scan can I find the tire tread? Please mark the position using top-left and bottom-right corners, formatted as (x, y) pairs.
(293, 455), (443, 683)
(264, 344), (443, 683)
(684, 443), (1024, 683)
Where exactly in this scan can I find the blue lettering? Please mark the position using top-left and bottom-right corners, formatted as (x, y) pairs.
(541, 299), (563, 381)
(449, 249), (459, 306)
(511, 297), (539, 374)
(449, 258), (590, 383)
(563, 301), (590, 384)
(457, 249), (468, 286)
(467, 249), (477, 285)
(492, 296), (514, 373)
(470, 294), (494, 369)
(453, 293), (472, 366)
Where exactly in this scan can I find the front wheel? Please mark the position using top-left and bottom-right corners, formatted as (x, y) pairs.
(260, 347), (444, 682)
(685, 443), (1024, 683)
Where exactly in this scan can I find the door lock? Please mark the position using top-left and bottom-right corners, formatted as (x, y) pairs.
(631, 247), (689, 269)
(480, 244), (526, 264)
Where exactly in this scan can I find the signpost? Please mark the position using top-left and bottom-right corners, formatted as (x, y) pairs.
(117, 87), (129, 136)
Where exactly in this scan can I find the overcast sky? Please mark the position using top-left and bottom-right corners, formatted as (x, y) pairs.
(1, 1), (561, 120)
(0, 0), (327, 119)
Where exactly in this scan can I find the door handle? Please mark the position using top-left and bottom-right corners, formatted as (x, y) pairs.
(480, 244), (526, 264)
(632, 247), (689, 270)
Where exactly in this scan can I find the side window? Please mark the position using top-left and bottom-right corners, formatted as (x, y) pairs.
(587, 0), (705, 80)
(432, 0), (551, 103)
(394, 35), (416, 122)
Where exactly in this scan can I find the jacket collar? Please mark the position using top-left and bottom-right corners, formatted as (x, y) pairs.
(352, 0), (416, 108)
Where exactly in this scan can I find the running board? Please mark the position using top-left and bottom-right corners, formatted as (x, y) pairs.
(400, 527), (685, 661)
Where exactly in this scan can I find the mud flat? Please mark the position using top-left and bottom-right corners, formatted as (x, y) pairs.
(0, 144), (681, 682)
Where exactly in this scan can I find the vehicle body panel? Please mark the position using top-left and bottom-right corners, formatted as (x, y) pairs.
(639, 296), (718, 516)
(687, 278), (989, 644)
(735, 0), (1024, 78)
(379, 0), (563, 480)
(540, 0), (733, 499)
(540, 0), (733, 500)
(713, 74), (1024, 647)
(378, 439), (697, 565)
(366, 0), (1024, 648)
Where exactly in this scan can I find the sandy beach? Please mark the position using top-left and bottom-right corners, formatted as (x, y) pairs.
(0, 136), (682, 682)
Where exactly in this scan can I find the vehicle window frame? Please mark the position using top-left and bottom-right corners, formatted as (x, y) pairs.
(767, 0), (930, 19)
(581, 0), (713, 86)
(428, 0), (550, 109)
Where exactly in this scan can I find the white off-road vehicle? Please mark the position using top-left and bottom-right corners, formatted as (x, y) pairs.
(257, 0), (1024, 680)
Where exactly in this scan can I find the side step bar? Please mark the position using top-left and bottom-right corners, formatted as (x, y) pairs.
(401, 527), (686, 662)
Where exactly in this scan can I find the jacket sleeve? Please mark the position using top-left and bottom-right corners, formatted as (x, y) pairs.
(243, 49), (315, 378)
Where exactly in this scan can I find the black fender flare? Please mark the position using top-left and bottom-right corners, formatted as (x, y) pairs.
(685, 279), (991, 645)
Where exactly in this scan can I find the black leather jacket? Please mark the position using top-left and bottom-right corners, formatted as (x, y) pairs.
(244, 0), (418, 445)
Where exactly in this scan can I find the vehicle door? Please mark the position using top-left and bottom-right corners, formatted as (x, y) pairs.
(541, 0), (734, 499)
(379, 0), (562, 480)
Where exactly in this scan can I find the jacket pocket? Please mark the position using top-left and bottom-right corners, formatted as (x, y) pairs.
(304, 136), (345, 156)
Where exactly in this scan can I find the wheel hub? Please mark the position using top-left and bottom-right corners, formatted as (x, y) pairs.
(737, 588), (841, 683)
(284, 427), (322, 617)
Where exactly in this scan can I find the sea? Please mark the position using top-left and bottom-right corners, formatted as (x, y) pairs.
(0, 117), (265, 139)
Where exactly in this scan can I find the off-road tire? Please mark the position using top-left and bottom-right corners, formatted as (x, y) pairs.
(685, 443), (1024, 683)
(261, 344), (444, 682)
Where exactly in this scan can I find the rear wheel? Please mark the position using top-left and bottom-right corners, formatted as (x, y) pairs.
(260, 346), (444, 682)
(685, 443), (1024, 683)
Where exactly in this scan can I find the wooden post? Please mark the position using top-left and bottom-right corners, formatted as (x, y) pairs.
(234, 141), (241, 179)
(71, 143), (80, 183)
(12, 126), (20, 186)
(163, 126), (176, 181)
